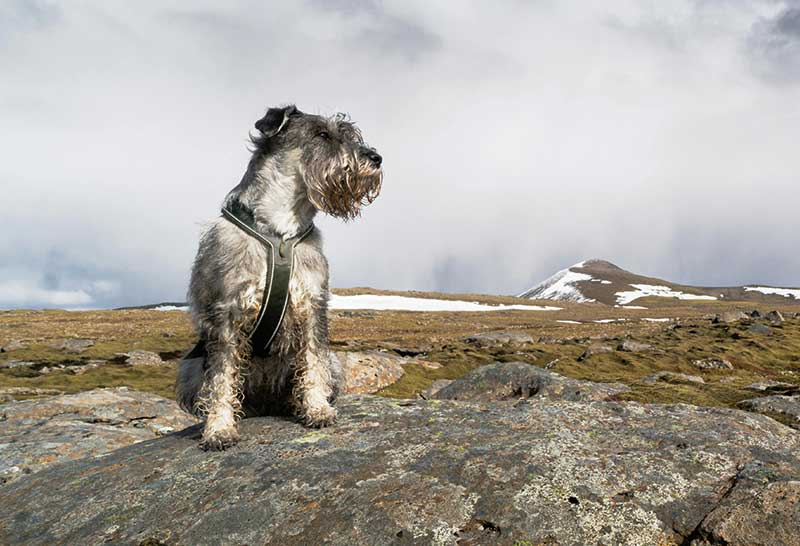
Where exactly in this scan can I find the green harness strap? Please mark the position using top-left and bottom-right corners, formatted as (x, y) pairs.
(184, 202), (314, 362)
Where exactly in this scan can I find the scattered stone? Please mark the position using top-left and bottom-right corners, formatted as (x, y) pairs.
(0, 387), (64, 397)
(616, 340), (655, 353)
(643, 371), (705, 385)
(748, 323), (772, 335)
(738, 395), (800, 429)
(333, 351), (406, 395)
(48, 338), (95, 353)
(70, 360), (106, 375)
(750, 309), (763, 319)
(693, 358), (734, 370)
(765, 310), (785, 323)
(409, 359), (441, 370)
(0, 387), (199, 485)
(2, 396), (799, 545)
(115, 350), (164, 367)
(0, 340), (27, 353)
(0, 360), (35, 370)
(462, 331), (534, 347)
(712, 311), (749, 323)
(433, 362), (629, 402)
(418, 379), (453, 400)
(744, 381), (800, 395)
(577, 344), (614, 361)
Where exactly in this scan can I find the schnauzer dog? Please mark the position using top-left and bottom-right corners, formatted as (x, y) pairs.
(177, 105), (383, 450)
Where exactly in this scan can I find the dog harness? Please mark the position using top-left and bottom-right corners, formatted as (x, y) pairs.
(185, 201), (315, 361)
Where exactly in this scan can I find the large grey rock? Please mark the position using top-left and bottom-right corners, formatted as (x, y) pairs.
(433, 362), (629, 402)
(692, 358), (734, 370)
(115, 349), (165, 366)
(765, 310), (785, 323)
(1, 396), (799, 545)
(48, 338), (95, 353)
(712, 311), (748, 323)
(0, 387), (199, 484)
(643, 371), (705, 385)
(617, 340), (656, 353)
(744, 381), (800, 395)
(333, 350), (406, 395)
(738, 395), (800, 429)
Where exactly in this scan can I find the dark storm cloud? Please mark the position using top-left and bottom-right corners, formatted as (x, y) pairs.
(747, 6), (800, 83)
(1, 1), (799, 309)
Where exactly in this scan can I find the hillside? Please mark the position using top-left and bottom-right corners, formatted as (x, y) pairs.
(519, 259), (800, 306)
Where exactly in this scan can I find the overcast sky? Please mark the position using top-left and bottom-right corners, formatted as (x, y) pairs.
(2, 0), (799, 309)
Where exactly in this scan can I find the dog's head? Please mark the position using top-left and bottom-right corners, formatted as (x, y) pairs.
(252, 105), (383, 220)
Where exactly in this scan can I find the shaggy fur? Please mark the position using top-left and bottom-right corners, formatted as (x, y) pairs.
(177, 105), (382, 450)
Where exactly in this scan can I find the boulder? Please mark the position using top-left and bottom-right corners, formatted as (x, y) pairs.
(748, 323), (772, 335)
(643, 371), (705, 385)
(577, 344), (614, 361)
(616, 340), (655, 353)
(765, 310), (785, 323)
(0, 359), (35, 370)
(0, 339), (27, 352)
(737, 395), (800, 429)
(48, 338), (95, 353)
(692, 358), (734, 370)
(463, 331), (534, 347)
(0, 387), (199, 485)
(1, 396), (798, 545)
(115, 349), (165, 366)
(744, 381), (800, 395)
(712, 311), (748, 323)
(333, 351), (406, 395)
(433, 362), (629, 402)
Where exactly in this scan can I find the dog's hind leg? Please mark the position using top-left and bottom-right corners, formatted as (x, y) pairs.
(176, 355), (205, 415)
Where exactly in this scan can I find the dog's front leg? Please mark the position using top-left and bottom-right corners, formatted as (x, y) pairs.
(197, 324), (245, 450)
(293, 297), (338, 427)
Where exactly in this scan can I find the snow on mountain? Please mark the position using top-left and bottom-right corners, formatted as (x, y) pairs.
(517, 261), (597, 303)
(614, 285), (717, 306)
(744, 286), (800, 300)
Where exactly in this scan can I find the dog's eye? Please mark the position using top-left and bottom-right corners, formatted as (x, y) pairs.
(318, 131), (331, 140)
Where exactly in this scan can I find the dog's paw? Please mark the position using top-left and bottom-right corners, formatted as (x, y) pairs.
(200, 428), (240, 451)
(302, 404), (338, 428)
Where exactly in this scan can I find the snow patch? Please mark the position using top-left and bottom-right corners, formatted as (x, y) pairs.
(615, 285), (717, 305)
(593, 318), (627, 323)
(154, 305), (189, 311)
(557, 320), (582, 324)
(642, 318), (671, 322)
(615, 305), (648, 310)
(519, 262), (597, 303)
(744, 286), (800, 300)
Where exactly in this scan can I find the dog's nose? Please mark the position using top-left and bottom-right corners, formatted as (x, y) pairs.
(365, 150), (382, 167)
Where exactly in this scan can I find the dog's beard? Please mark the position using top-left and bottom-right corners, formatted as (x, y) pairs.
(305, 158), (382, 220)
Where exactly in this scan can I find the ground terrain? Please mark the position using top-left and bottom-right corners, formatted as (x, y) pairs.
(2, 288), (799, 418)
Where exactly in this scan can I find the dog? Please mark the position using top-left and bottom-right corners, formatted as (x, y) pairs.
(177, 105), (383, 450)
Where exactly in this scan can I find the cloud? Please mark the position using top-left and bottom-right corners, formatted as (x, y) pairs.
(1, 1), (799, 309)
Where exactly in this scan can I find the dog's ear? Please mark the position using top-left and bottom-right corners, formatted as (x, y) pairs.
(255, 105), (300, 137)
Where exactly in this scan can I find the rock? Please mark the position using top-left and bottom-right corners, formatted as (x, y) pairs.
(643, 371), (705, 384)
(0, 339), (27, 352)
(0, 387), (63, 397)
(693, 358), (734, 370)
(738, 395), (800, 429)
(616, 340), (655, 353)
(1, 396), (799, 545)
(463, 331), (534, 347)
(333, 351), (405, 395)
(410, 359), (441, 370)
(750, 309), (762, 319)
(69, 360), (106, 375)
(577, 344), (613, 361)
(418, 379), (454, 399)
(433, 362), (629, 402)
(744, 381), (800, 394)
(48, 338), (95, 353)
(115, 349), (164, 366)
(712, 311), (748, 323)
(748, 323), (772, 335)
(765, 310), (785, 323)
(0, 387), (199, 485)
(0, 359), (35, 370)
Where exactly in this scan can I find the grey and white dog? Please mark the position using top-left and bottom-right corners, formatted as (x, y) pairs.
(177, 105), (383, 450)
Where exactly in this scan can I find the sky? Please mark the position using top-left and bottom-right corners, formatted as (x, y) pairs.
(1, 0), (799, 309)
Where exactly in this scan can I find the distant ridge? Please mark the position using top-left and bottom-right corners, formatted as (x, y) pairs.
(519, 259), (800, 306)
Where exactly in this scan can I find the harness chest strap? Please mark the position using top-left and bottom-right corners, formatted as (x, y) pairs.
(184, 204), (314, 360)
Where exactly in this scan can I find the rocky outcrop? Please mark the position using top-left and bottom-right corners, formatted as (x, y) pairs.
(0, 387), (198, 484)
(692, 358), (734, 370)
(738, 394), (800, 429)
(114, 349), (167, 366)
(644, 371), (705, 385)
(334, 350), (406, 395)
(462, 331), (534, 347)
(1, 395), (798, 545)
(433, 362), (629, 402)
(48, 338), (95, 353)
